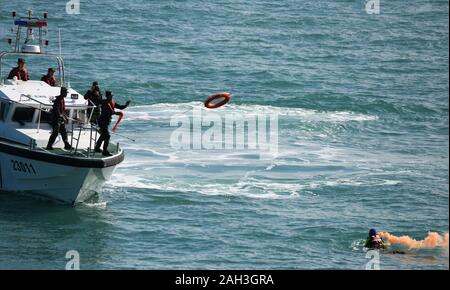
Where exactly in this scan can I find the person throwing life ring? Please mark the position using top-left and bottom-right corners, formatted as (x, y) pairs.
(95, 91), (131, 156)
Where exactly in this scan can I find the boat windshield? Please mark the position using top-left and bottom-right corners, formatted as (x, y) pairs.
(7, 104), (91, 127)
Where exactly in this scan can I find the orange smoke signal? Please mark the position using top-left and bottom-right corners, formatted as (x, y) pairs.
(379, 231), (449, 250)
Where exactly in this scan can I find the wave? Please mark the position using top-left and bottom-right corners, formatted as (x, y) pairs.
(108, 169), (303, 200)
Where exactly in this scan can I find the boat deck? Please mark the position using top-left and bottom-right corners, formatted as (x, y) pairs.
(1, 136), (121, 160)
(0, 136), (124, 168)
(41, 144), (121, 159)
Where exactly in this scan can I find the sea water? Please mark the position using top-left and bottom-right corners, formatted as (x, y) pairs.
(0, 0), (448, 269)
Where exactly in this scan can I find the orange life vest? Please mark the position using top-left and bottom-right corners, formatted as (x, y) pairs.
(43, 75), (56, 86)
(16, 68), (29, 81)
(107, 100), (115, 113)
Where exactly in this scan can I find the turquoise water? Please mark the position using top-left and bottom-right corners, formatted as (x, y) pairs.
(0, 0), (448, 269)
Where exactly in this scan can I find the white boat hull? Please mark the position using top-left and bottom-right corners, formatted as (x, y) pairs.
(0, 149), (118, 205)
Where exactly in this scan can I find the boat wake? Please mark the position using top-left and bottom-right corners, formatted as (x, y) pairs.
(103, 101), (385, 200)
(125, 101), (378, 123)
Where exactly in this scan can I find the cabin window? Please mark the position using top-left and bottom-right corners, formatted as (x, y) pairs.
(39, 110), (53, 124)
(0, 102), (11, 121)
(73, 109), (88, 123)
(12, 107), (35, 124)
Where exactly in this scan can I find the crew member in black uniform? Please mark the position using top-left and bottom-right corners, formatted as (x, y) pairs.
(84, 81), (102, 124)
(95, 91), (130, 156)
(46, 87), (73, 150)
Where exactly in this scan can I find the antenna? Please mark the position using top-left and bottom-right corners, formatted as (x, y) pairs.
(58, 28), (69, 87)
(67, 56), (71, 89)
(66, 53), (71, 89)
(58, 28), (62, 57)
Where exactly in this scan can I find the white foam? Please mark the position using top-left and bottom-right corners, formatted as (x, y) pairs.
(108, 169), (305, 200)
(105, 101), (380, 200)
(82, 201), (107, 208)
(126, 102), (378, 123)
(382, 180), (402, 186)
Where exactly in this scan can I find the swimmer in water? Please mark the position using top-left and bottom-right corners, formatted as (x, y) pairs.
(365, 228), (387, 249)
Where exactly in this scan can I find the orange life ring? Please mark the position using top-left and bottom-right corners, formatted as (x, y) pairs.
(204, 92), (232, 109)
(112, 111), (124, 132)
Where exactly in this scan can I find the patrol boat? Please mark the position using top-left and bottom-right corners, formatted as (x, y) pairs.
(0, 11), (124, 205)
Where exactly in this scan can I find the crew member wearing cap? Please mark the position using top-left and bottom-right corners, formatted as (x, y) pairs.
(95, 91), (130, 156)
(46, 87), (73, 150)
(84, 81), (103, 101)
(7, 58), (29, 81)
(84, 81), (103, 124)
(41, 68), (57, 86)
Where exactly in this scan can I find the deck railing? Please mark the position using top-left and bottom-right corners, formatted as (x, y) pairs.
(70, 121), (98, 157)
(2, 94), (128, 157)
